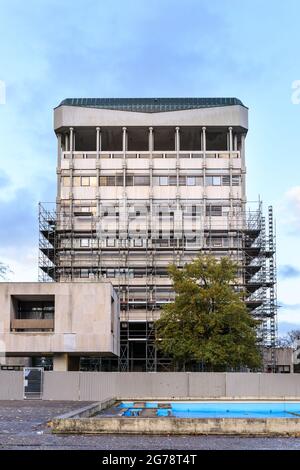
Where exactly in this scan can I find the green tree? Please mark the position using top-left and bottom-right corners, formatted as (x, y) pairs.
(155, 255), (262, 371)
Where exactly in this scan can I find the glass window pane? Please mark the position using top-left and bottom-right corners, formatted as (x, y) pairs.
(159, 176), (168, 186)
(107, 176), (115, 186)
(116, 176), (123, 186)
(62, 176), (70, 186)
(99, 176), (107, 186)
(90, 176), (97, 187)
(186, 176), (196, 186)
(73, 176), (81, 186)
(134, 176), (150, 185)
(212, 176), (221, 185)
(81, 176), (90, 186)
(126, 175), (134, 186)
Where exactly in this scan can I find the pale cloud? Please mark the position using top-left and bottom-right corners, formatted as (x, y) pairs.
(0, 246), (37, 282)
(277, 186), (300, 235)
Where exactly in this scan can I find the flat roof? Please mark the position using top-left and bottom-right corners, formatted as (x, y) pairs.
(57, 97), (246, 113)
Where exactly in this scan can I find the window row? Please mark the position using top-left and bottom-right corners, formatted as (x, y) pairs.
(62, 175), (241, 187)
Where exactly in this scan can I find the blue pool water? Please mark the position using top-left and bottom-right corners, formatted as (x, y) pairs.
(118, 401), (300, 418)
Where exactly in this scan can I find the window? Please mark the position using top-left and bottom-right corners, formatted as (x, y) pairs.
(134, 239), (143, 247)
(107, 238), (115, 247)
(99, 176), (116, 186)
(81, 269), (90, 278)
(80, 238), (90, 247)
(116, 175), (123, 186)
(134, 175), (150, 186)
(126, 175), (134, 186)
(277, 365), (290, 373)
(169, 176), (177, 186)
(62, 176), (70, 186)
(159, 176), (168, 186)
(232, 175), (240, 186)
(211, 238), (223, 247)
(205, 176), (221, 186)
(90, 176), (97, 186)
(186, 176), (196, 186)
(222, 176), (230, 186)
(81, 176), (90, 186)
(206, 205), (222, 216)
(73, 176), (81, 186)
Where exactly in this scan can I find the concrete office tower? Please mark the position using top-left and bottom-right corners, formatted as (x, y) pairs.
(39, 98), (277, 372)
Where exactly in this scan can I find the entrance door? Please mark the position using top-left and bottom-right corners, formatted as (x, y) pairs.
(23, 367), (43, 399)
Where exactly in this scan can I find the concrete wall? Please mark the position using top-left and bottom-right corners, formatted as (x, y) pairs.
(0, 371), (23, 399)
(0, 282), (119, 358)
(55, 105), (248, 130)
(2, 371), (300, 400)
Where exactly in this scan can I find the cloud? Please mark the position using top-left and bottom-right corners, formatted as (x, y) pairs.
(279, 186), (300, 234)
(278, 265), (300, 279)
(279, 302), (300, 311)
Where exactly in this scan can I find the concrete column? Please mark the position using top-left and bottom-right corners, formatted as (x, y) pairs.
(122, 127), (127, 153)
(53, 354), (80, 371)
(96, 126), (101, 154)
(175, 126), (180, 152)
(149, 127), (153, 199)
(122, 127), (127, 197)
(56, 133), (62, 211)
(202, 127), (207, 206)
(202, 126), (206, 152)
(228, 127), (233, 210)
(96, 127), (101, 217)
(175, 127), (180, 195)
(69, 127), (74, 153)
(241, 133), (246, 205)
(53, 353), (69, 371)
(148, 126), (154, 152)
(228, 126), (233, 152)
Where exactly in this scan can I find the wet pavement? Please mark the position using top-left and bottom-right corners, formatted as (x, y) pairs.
(1, 401), (300, 449)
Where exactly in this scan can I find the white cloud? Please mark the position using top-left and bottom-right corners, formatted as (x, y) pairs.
(0, 246), (37, 282)
(278, 186), (300, 232)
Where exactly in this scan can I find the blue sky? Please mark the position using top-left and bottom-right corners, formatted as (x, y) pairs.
(0, 0), (300, 335)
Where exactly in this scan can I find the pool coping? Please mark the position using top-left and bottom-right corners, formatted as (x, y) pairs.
(48, 398), (300, 436)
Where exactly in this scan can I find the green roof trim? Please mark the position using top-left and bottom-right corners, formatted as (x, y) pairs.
(58, 97), (245, 113)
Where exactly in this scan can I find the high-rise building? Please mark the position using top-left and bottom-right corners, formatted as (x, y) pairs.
(39, 98), (277, 371)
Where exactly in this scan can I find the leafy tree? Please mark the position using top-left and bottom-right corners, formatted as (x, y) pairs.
(155, 255), (262, 371)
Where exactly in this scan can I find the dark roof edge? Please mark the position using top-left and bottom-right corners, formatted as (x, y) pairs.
(56, 97), (247, 113)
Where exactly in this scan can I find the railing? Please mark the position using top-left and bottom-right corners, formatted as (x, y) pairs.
(11, 319), (54, 331)
(62, 151), (240, 160)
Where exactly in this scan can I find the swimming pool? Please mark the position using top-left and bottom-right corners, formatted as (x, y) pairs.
(118, 401), (300, 418)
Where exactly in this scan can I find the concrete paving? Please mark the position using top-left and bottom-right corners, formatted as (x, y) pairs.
(2, 401), (300, 450)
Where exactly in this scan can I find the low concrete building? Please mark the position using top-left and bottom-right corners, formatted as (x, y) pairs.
(264, 348), (294, 373)
(0, 282), (119, 370)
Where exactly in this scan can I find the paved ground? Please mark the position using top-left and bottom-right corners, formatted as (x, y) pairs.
(1, 401), (300, 450)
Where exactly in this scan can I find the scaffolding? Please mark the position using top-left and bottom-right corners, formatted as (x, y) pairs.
(39, 198), (277, 372)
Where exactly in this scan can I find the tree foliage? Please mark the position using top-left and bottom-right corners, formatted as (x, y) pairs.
(155, 255), (262, 371)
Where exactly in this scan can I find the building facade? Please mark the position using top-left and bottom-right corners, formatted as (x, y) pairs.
(39, 98), (277, 371)
(0, 282), (119, 371)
